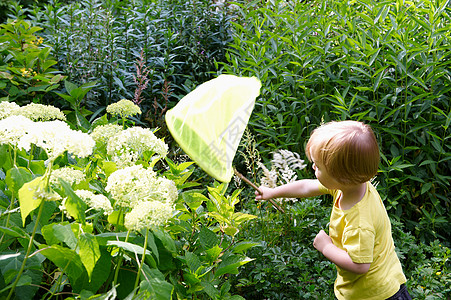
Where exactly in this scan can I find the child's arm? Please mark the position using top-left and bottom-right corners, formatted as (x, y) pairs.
(314, 230), (371, 274)
(255, 179), (325, 200)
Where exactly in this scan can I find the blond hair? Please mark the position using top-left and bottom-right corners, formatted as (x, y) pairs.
(305, 120), (380, 185)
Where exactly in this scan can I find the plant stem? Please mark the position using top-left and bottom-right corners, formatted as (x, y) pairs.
(0, 191), (15, 246)
(113, 230), (130, 285)
(6, 202), (44, 300)
(134, 227), (149, 291)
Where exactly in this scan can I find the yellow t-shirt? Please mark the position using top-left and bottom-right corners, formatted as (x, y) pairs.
(319, 182), (406, 300)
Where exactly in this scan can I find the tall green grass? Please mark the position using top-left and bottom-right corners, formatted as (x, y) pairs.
(222, 0), (450, 242)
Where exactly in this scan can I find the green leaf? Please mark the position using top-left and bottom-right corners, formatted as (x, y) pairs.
(0, 226), (26, 239)
(59, 179), (86, 223)
(232, 241), (260, 254)
(0, 144), (8, 168)
(18, 176), (45, 226)
(185, 251), (202, 274)
(39, 245), (85, 288)
(139, 266), (173, 300)
(421, 182), (433, 195)
(107, 210), (125, 228)
(78, 233), (101, 279)
(0, 274), (32, 294)
(101, 161), (117, 177)
(182, 190), (207, 211)
(106, 241), (151, 256)
(5, 167), (33, 194)
(215, 256), (254, 278)
(64, 80), (78, 95)
(95, 232), (131, 246)
(232, 212), (257, 225)
(152, 228), (176, 253)
(200, 281), (220, 299)
(199, 227), (218, 250)
(41, 223), (61, 245)
(205, 245), (222, 263)
(52, 223), (78, 249)
(74, 109), (91, 132)
(144, 229), (159, 264)
(223, 226), (239, 237)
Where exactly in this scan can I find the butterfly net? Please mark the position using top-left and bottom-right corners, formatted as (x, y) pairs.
(165, 74), (261, 182)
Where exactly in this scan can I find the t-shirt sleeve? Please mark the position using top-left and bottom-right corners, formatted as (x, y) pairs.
(342, 228), (375, 264)
(318, 182), (333, 195)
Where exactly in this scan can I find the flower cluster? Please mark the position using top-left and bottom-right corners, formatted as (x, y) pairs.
(24, 120), (94, 162)
(0, 102), (20, 120)
(90, 124), (123, 145)
(0, 102), (66, 121)
(0, 116), (94, 163)
(0, 115), (35, 149)
(106, 165), (177, 208)
(124, 201), (173, 231)
(18, 103), (66, 121)
(258, 149), (307, 202)
(106, 99), (141, 118)
(74, 190), (113, 215)
(50, 167), (86, 186)
(107, 127), (168, 168)
(106, 165), (177, 231)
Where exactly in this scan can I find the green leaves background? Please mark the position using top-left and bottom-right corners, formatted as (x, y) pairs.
(222, 0), (450, 242)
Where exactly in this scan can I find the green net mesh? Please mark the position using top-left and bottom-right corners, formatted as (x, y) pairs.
(165, 75), (261, 182)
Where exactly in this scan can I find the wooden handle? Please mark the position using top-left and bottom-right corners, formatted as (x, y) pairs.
(233, 168), (285, 213)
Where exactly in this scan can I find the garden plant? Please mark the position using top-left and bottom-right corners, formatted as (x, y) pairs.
(0, 0), (450, 299)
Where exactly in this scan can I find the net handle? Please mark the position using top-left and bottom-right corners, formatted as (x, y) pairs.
(233, 168), (285, 213)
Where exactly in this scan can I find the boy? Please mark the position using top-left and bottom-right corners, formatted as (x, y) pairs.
(256, 120), (411, 299)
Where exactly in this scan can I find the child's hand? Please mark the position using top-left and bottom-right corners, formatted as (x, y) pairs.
(313, 230), (333, 253)
(255, 186), (273, 200)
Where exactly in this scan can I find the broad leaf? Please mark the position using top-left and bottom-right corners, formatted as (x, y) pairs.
(18, 176), (45, 226)
(59, 179), (86, 224)
(5, 167), (32, 194)
(39, 245), (85, 289)
(78, 233), (101, 279)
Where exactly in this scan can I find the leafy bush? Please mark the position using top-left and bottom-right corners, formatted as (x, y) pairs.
(0, 101), (255, 299)
(19, 0), (233, 116)
(222, 0), (450, 243)
(0, 19), (64, 104)
(231, 198), (336, 299)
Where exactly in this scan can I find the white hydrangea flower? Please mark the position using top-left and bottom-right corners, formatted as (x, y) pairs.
(65, 129), (96, 159)
(23, 120), (95, 162)
(124, 201), (173, 231)
(155, 177), (178, 204)
(0, 102), (20, 120)
(18, 103), (66, 121)
(74, 189), (113, 215)
(107, 127), (168, 168)
(0, 115), (35, 150)
(50, 167), (86, 186)
(90, 124), (123, 145)
(105, 165), (177, 209)
(106, 99), (141, 118)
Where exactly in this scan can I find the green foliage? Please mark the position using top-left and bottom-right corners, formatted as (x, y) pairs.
(21, 0), (233, 119)
(391, 218), (451, 299)
(1, 0), (450, 297)
(169, 183), (255, 299)
(55, 80), (97, 131)
(0, 19), (65, 104)
(222, 0), (450, 243)
(230, 198), (336, 299)
(0, 103), (256, 299)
